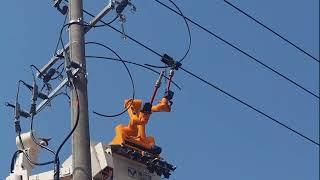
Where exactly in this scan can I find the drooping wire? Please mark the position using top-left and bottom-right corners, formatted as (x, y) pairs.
(151, 0), (319, 99)
(85, 55), (181, 90)
(11, 65), (71, 173)
(53, 80), (80, 180)
(167, 0), (191, 63)
(223, 0), (319, 63)
(15, 81), (55, 167)
(145, 0), (192, 69)
(85, 41), (135, 118)
(29, 66), (57, 157)
(179, 66), (319, 146)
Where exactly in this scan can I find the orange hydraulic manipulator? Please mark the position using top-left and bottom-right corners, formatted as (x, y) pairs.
(111, 71), (174, 153)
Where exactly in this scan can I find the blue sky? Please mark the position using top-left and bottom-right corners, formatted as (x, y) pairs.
(0, 0), (319, 179)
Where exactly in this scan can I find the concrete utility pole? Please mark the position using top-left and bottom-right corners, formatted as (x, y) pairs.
(69, 0), (92, 179)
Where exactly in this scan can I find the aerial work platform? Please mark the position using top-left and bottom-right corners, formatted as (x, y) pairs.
(8, 141), (175, 180)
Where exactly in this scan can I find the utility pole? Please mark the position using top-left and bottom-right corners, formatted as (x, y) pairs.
(69, 0), (92, 179)
(5, 1), (178, 179)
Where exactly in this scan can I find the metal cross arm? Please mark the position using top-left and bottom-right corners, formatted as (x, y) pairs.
(36, 68), (79, 114)
(37, 1), (115, 78)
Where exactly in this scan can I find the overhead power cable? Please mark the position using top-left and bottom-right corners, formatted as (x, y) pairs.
(223, 0), (319, 63)
(82, 8), (318, 146)
(151, 0), (319, 99)
(179, 67), (319, 146)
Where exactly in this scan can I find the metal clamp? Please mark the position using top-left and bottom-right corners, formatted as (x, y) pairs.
(161, 54), (181, 70)
(69, 18), (83, 25)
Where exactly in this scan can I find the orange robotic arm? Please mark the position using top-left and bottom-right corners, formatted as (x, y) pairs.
(125, 99), (145, 126)
(151, 98), (171, 112)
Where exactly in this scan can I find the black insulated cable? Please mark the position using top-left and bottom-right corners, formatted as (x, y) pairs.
(29, 67), (57, 159)
(14, 81), (55, 167)
(223, 0), (319, 63)
(54, 80), (80, 180)
(85, 41), (135, 118)
(81, 7), (318, 146)
(179, 66), (319, 146)
(151, 0), (319, 99)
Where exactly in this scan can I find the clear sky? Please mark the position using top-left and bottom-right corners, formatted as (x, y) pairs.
(0, 0), (319, 179)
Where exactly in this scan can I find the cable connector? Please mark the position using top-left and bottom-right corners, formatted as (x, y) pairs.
(161, 54), (181, 70)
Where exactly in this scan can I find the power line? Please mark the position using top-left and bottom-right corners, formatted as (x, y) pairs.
(223, 0), (319, 63)
(85, 41), (135, 118)
(179, 67), (319, 146)
(82, 8), (318, 146)
(151, 0), (319, 99)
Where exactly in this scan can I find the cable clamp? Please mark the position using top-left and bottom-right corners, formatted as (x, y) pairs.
(69, 18), (83, 25)
(161, 54), (182, 70)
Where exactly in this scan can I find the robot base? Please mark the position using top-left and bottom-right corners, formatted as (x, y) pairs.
(8, 142), (175, 180)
